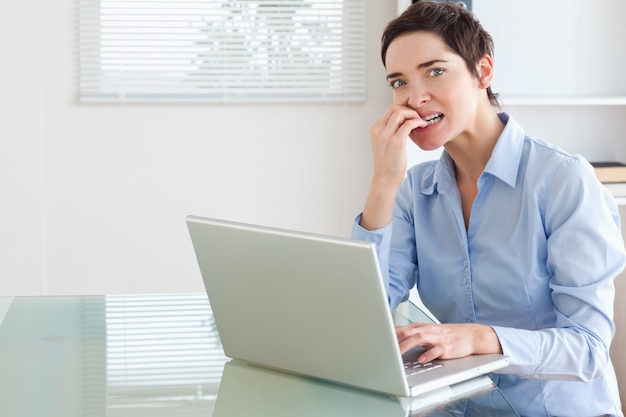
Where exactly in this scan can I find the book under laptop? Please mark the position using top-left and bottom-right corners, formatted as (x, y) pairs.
(186, 215), (508, 398)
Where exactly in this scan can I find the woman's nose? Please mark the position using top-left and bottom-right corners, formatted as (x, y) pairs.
(407, 85), (430, 109)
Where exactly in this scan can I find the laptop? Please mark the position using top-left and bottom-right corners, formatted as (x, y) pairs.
(186, 215), (509, 397)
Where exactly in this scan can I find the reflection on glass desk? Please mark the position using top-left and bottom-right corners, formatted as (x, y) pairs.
(0, 294), (519, 416)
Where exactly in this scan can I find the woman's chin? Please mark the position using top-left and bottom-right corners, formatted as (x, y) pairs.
(409, 128), (439, 148)
(409, 137), (443, 152)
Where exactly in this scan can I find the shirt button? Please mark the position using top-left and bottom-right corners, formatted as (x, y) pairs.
(461, 279), (467, 285)
(463, 260), (468, 267)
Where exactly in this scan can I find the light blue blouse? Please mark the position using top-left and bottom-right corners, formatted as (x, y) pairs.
(352, 113), (626, 416)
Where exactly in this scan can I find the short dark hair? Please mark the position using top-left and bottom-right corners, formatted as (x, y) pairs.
(381, 1), (499, 106)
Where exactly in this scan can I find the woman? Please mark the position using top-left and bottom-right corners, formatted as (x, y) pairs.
(352, 2), (626, 416)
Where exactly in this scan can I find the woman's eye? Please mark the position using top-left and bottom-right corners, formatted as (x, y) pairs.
(429, 68), (445, 77)
(389, 79), (406, 89)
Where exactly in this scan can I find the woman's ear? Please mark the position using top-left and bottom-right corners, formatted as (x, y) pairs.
(476, 55), (494, 89)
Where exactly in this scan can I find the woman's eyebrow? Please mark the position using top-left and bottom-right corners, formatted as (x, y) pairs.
(386, 72), (402, 81)
(417, 59), (448, 69)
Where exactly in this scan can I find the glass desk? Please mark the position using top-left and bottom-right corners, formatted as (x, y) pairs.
(0, 294), (519, 416)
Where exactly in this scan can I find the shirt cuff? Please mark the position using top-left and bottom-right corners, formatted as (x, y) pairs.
(491, 325), (540, 377)
(351, 214), (392, 247)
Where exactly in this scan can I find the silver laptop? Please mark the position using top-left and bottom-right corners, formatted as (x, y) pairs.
(186, 216), (508, 397)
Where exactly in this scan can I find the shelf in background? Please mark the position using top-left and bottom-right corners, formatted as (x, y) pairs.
(501, 96), (626, 107)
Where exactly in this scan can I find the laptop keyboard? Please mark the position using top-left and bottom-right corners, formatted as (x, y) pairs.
(404, 360), (443, 377)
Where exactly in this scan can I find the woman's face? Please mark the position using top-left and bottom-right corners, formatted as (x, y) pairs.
(385, 31), (487, 151)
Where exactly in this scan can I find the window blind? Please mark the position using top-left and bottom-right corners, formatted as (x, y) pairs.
(78, 0), (366, 103)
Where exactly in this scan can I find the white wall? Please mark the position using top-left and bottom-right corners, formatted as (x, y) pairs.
(0, 0), (396, 295)
(0, 2), (46, 294)
(2, 0), (626, 296)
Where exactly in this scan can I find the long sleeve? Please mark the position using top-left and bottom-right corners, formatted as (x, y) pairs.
(351, 215), (393, 295)
(493, 156), (626, 381)
(351, 170), (424, 312)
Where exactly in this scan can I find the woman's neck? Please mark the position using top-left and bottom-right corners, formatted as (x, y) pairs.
(445, 109), (504, 185)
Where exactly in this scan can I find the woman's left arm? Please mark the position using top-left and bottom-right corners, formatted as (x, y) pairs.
(493, 157), (626, 381)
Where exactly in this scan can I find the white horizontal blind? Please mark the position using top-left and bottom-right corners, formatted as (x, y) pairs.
(79, 0), (366, 103)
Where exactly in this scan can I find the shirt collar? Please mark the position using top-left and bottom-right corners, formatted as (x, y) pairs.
(422, 112), (525, 195)
(483, 112), (524, 188)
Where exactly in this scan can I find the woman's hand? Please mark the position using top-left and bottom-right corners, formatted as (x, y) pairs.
(360, 105), (427, 231)
(395, 322), (503, 363)
(369, 104), (426, 190)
